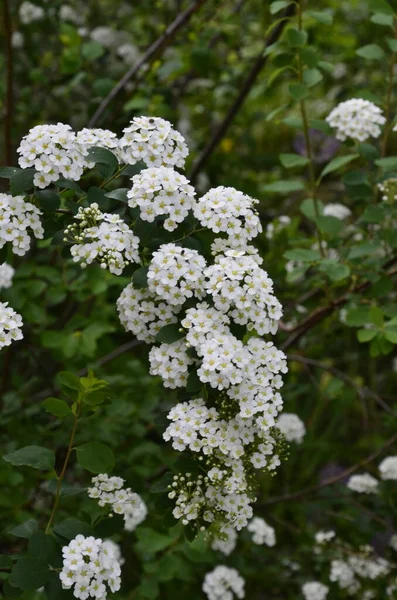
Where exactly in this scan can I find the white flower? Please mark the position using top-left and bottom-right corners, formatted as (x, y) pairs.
(389, 534), (397, 552)
(119, 116), (189, 169)
(60, 535), (121, 598)
(211, 527), (238, 556)
(323, 203), (351, 219)
(117, 43), (139, 64)
(128, 167), (196, 231)
(149, 340), (196, 389)
(326, 98), (385, 142)
(302, 581), (328, 600)
(19, 1), (45, 24)
(203, 565), (245, 600)
(277, 413), (306, 443)
(378, 177), (397, 202)
(75, 128), (119, 164)
(347, 473), (379, 494)
(0, 263), (15, 290)
(315, 530), (335, 545)
(330, 559), (359, 593)
(379, 455), (397, 481)
(11, 31), (24, 48)
(65, 203), (140, 275)
(247, 517), (276, 546)
(0, 193), (43, 256)
(88, 474), (147, 532)
(0, 302), (23, 350)
(59, 5), (82, 24)
(194, 186), (262, 245)
(90, 27), (119, 48)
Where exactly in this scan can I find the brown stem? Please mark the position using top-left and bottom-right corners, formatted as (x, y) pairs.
(261, 430), (397, 506)
(189, 3), (296, 183)
(2, 0), (13, 165)
(45, 405), (81, 533)
(88, 0), (209, 127)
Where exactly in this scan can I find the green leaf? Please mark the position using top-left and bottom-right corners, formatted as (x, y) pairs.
(87, 147), (118, 177)
(348, 242), (379, 258)
(356, 44), (385, 60)
(315, 216), (343, 236)
(186, 370), (202, 393)
(132, 266), (149, 289)
(0, 167), (21, 179)
(317, 260), (350, 282)
(387, 38), (397, 51)
(345, 307), (370, 327)
(385, 330), (397, 343)
(0, 555), (13, 569)
(81, 41), (105, 61)
(369, 0), (394, 15)
(42, 398), (71, 418)
(135, 527), (176, 553)
(300, 198), (323, 219)
(375, 156), (397, 171)
(105, 188), (129, 203)
(357, 328), (378, 342)
(9, 558), (51, 591)
(279, 153), (309, 168)
(10, 169), (36, 195)
(283, 248), (322, 261)
(28, 532), (60, 566)
(156, 324), (184, 344)
(263, 180), (305, 193)
(343, 170), (368, 185)
(286, 27), (308, 47)
(36, 190), (60, 211)
(76, 442), (115, 474)
(371, 12), (394, 25)
(301, 47), (319, 67)
(359, 205), (385, 223)
(303, 68), (323, 87)
(357, 143), (380, 161)
(9, 519), (38, 539)
(270, 0), (290, 14)
(53, 518), (94, 540)
(57, 371), (81, 391)
(370, 305), (384, 327)
(307, 10), (334, 24)
(3, 446), (55, 471)
(319, 154), (359, 179)
(134, 579), (160, 600)
(288, 82), (309, 100)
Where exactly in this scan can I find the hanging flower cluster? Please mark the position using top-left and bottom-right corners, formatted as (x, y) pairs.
(202, 565), (245, 600)
(326, 98), (385, 142)
(59, 535), (121, 599)
(0, 302), (23, 350)
(64, 203), (140, 275)
(87, 474), (147, 532)
(276, 413), (306, 444)
(247, 516), (276, 546)
(0, 263), (15, 290)
(0, 193), (43, 256)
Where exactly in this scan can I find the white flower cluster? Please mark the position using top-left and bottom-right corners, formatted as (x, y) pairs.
(276, 413), (306, 444)
(204, 252), (283, 335)
(211, 526), (238, 556)
(330, 559), (358, 593)
(265, 215), (291, 240)
(76, 128), (119, 159)
(17, 123), (85, 188)
(19, 1), (45, 24)
(315, 530), (335, 545)
(0, 263), (15, 290)
(302, 581), (329, 600)
(326, 98), (385, 142)
(194, 187), (261, 245)
(147, 243), (206, 305)
(119, 116), (189, 168)
(117, 283), (181, 343)
(87, 474), (147, 532)
(128, 167), (196, 231)
(60, 535), (121, 599)
(0, 302), (23, 350)
(346, 473), (379, 494)
(323, 203), (352, 219)
(0, 193), (43, 256)
(202, 565), (245, 600)
(247, 517), (276, 546)
(379, 455), (397, 480)
(149, 340), (195, 388)
(65, 203), (140, 275)
(378, 178), (397, 202)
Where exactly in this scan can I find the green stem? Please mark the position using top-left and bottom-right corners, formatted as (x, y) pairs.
(45, 405), (81, 534)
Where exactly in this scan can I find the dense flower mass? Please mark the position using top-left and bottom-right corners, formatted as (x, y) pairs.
(0, 302), (23, 350)
(346, 473), (379, 494)
(323, 203), (352, 219)
(64, 203), (140, 275)
(19, 1), (45, 24)
(202, 565), (245, 600)
(75, 128), (120, 159)
(118, 116), (189, 168)
(276, 412), (306, 443)
(87, 474), (147, 532)
(247, 517), (276, 546)
(128, 167), (196, 231)
(0, 193), (43, 256)
(326, 98), (385, 142)
(302, 581), (329, 600)
(0, 263), (15, 290)
(147, 243), (206, 305)
(194, 186), (262, 244)
(149, 340), (195, 388)
(211, 526), (238, 555)
(379, 456), (397, 481)
(59, 535), (121, 599)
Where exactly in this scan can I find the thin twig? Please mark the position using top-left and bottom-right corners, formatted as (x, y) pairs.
(287, 354), (396, 417)
(88, 0), (209, 127)
(261, 431), (397, 506)
(3, 0), (13, 165)
(189, 3), (296, 183)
